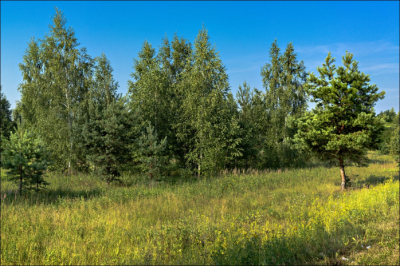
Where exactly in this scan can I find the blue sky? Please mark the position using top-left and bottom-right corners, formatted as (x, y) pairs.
(1, 1), (399, 113)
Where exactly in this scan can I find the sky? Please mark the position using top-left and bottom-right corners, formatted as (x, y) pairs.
(1, 1), (399, 113)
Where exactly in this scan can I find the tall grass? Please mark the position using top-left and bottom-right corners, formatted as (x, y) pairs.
(1, 152), (398, 265)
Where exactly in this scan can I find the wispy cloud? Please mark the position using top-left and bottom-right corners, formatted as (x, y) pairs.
(227, 66), (259, 74)
(379, 88), (399, 91)
(297, 40), (399, 76)
(297, 40), (399, 57)
(360, 63), (399, 75)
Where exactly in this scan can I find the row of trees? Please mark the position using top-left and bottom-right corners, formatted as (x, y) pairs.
(1, 8), (395, 193)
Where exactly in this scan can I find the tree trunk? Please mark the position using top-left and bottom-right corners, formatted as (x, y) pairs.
(19, 165), (23, 196)
(282, 116), (286, 169)
(198, 153), (202, 177)
(339, 158), (346, 191)
(65, 66), (72, 176)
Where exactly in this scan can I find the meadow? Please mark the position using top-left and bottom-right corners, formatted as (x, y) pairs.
(1, 151), (399, 265)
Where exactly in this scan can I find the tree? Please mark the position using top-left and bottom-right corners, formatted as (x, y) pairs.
(377, 108), (397, 155)
(389, 112), (400, 166)
(76, 96), (137, 185)
(74, 52), (137, 184)
(389, 112), (399, 165)
(0, 90), (16, 141)
(378, 107), (396, 123)
(1, 90), (17, 167)
(18, 8), (93, 172)
(72, 52), (119, 173)
(295, 51), (385, 190)
(174, 26), (239, 176)
(128, 41), (169, 138)
(1, 125), (52, 195)
(138, 122), (168, 183)
(91, 53), (120, 108)
(236, 81), (265, 169)
(158, 34), (193, 163)
(261, 40), (308, 168)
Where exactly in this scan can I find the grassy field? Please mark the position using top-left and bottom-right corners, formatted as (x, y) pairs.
(1, 151), (399, 265)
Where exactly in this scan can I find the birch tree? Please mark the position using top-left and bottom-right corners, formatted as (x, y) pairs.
(18, 8), (93, 172)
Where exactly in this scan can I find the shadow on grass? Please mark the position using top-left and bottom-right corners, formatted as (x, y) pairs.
(368, 159), (391, 165)
(365, 174), (391, 185)
(210, 225), (363, 265)
(1, 187), (104, 206)
(348, 174), (394, 190)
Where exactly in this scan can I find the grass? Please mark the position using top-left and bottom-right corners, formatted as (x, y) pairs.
(1, 151), (399, 265)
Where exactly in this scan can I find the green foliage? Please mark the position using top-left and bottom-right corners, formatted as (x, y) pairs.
(0, 91), (16, 141)
(295, 51), (385, 189)
(1, 125), (52, 194)
(378, 107), (397, 123)
(157, 34), (193, 162)
(174, 26), (241, 176)
(14, 7), (395, 186)
(377, 108), (398, 155)
(76, 97), (136, 185)
(91, 52), (120, 108)
(71, 53), (122, 173)
(236, 82), (267, 169)
(388, 112), (399, 165)
(128, 41), (169, 136)
(138, 122), (168, 182)
(260, 40), (308, 169)
(17, 7), (93, 171)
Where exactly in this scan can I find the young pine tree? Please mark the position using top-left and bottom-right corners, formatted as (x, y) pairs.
(138, 122), (168, 183)
(236, 81), (268, 169)
(295, 51), (385, 191)
(1, 125), (52, 194)
(77, 97), (136, 186)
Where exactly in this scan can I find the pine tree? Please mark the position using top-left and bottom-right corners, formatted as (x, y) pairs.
(295, 51), (385, 190)
(138, 122), (168, 183)
(72, 53), (119, 172)
(1, 124), (52, 195)
(0, 90), (16, 141)
(77, 97), (136, 185)
(218, 92), (243, 170)
(73, 52), (136, 184)
(236, 81), (263, 169)
(1, 90), (17, 167)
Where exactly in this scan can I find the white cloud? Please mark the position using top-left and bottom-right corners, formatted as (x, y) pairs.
(227, 66), (260, 74)
(360, 63), (399, 75)
(296, 40), (399, 76)
(297, 40), (399, 57)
